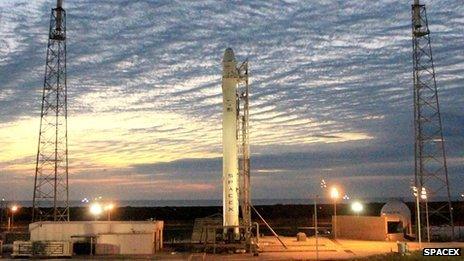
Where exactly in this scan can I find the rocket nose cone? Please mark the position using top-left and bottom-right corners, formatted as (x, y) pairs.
(223, 48), (236, 63)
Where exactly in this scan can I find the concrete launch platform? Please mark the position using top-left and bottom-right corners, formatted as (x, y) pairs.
(255, 237), (464, 260)
(179, 236), (464, 260)
(24, 236), (464, 260)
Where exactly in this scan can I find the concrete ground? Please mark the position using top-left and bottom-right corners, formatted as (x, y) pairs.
(178, 236), (464, 260)
(4, 237), (463, 260)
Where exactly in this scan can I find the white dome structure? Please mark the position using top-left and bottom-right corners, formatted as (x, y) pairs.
(381, 199), (411, 219)
(381, 199), (412, 236)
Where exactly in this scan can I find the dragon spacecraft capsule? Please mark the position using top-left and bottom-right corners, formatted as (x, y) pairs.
(222, 48), (240, 237)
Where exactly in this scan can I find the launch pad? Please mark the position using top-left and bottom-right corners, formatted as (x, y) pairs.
(213, 48), (285, 255)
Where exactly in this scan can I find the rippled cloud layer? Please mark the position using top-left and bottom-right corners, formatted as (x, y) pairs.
(0, 0), (462, 200)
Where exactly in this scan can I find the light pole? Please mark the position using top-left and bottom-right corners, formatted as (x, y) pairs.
(0, 198), (5, 225)
(9, 205), (19, 231)
(330, 187), (340, 238)
(314, 195), (319, 261)
(105, 203), (114, 221)
(413, 186), (422, 249)
(421, 187), (430, 243)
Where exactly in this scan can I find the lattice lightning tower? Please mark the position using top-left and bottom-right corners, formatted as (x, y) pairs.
(411, 0), (454, 240)
(32, 0), (69, 222)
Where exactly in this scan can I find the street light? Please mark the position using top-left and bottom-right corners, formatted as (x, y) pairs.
(330, 187), (340, 199)
(9, 205), (19, 231)
(330, 187), (340, 238)
(104, 203), (114, 221)
(89, 202), (103, 220)
(313, 195), (319, 261)
(351, 201), (363, 216)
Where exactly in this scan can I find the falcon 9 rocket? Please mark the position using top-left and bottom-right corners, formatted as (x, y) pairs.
(222, 48), (240, 238)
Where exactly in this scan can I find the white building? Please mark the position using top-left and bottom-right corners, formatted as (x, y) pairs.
(29, 221), (163, 255)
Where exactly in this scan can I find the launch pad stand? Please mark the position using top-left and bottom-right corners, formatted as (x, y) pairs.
(237, 60), (252, 245)
(236, 59), (287, 252)
(202, 224), (259, 254)
(236, 59), (285, 252)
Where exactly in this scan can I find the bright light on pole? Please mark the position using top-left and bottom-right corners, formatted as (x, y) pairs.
(330, 187), (340, 238)
(105, 203), (114, 221)
(89, 202), (103, 220)
(9, 205), (19, 231)
(330, 187), (340, 199)
(420, 187), (427, 200)
(105, 203), (114, 211)
(320, 179), (327, 189)
(351, 201), (363, 216)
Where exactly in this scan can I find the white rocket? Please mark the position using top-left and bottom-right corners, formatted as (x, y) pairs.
(222, 48), (240, 237)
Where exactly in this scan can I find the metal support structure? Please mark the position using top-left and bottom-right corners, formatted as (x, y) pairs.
(237, 60), (252, 241)
(411, 0), (454, 240)
(32, 0), (69, 222)
(333, 199), (337, 238)
(251, 205), (287, 249)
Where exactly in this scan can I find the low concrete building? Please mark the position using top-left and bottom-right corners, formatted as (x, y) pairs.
(333, 215), (404, 241)
(333, 200), (412, 241)
(29, 221), (163, 255)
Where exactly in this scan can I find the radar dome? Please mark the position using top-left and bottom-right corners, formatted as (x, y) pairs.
(381, 199), (411, 220)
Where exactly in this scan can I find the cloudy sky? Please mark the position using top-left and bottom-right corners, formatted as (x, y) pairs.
(0, 0), (462, 201)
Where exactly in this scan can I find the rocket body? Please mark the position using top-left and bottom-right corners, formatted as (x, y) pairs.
(222, 48), (240, 236)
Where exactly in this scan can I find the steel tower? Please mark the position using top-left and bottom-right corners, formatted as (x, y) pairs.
(411, 0), (453, 240)
(237, 60), (251, 239)
(32, 0), (69, 222)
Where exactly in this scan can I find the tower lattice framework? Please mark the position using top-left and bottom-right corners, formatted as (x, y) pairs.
(237, 60), (251, 239)
(411, 1), (453, 240)
(32, 0), (69, 222)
